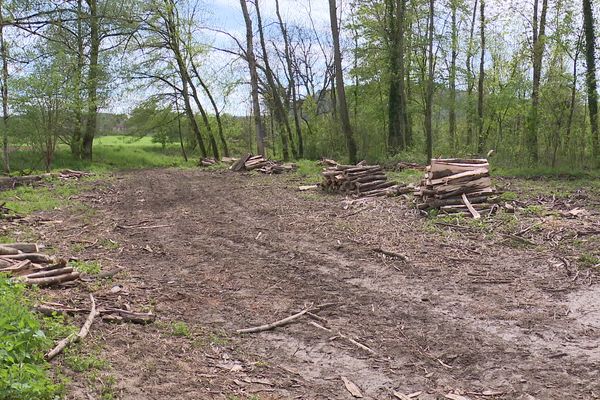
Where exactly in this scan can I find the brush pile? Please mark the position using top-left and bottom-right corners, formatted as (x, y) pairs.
(230, 154), (296, 174)
(321, 163), (412, 197)
(0, 243), (80, 287)
(415, 158), (497, 218)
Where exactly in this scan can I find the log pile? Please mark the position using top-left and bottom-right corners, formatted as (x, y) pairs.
(199, 157), (218, 167)
(415, 158), (496, 218)
(0, 243), (80, 287)
(0, 170), (93, 191)
(230, 154), (297, 174)
(321, 164), (412, 197)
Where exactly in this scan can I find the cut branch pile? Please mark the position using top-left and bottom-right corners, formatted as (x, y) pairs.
(415, 158), (497, 218)
(0, 243), (80, 287)
(199, 157), (218, 167)
(321, 163), (412, 197)
(230, 153), (297, 174)
(0, 170), (93, 191)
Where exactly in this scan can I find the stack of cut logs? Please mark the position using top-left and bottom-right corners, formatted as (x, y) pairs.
(415, 158), (496, 218)
(321, 163), (412, 197)
(231, 154), (296, 174)
(0, 243), (80, 287)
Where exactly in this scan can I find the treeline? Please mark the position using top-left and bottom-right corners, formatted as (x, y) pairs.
(0, 0), (599, 172)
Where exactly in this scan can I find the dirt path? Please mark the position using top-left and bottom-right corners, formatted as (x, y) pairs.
(47, 169), (599, 399)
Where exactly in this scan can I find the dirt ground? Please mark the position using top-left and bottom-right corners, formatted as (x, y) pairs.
(30, 168), (600, 399)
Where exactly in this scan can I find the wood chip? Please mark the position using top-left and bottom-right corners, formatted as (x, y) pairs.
(393, 391), (412, 400)
(341, 376), (363, 398)
(445, 394), (471, 400)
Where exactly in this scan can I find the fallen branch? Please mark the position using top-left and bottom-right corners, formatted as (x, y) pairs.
(372, 247), (409, 262)
(309, 321), (376, 355)
(236, 307), (311, 334)
(46, 294), (98, 361)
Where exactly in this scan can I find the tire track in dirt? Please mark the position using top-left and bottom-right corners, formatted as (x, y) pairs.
(77, 169), (599, 399)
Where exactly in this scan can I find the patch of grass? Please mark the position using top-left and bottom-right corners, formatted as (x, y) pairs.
(170, 321), (190, 337)
(70, 260), (102, 275)
(100, 239), (120, 250)
(578, 253), (600, 269)
(0, 234), (16, 244)
(387, 169), (423, 184)
(294, 159), (322, 182)
(0, 179), (80, 215)
(208, 330), (229, 346)
(0, 275), (63, 400)
(64, 350), (108, 373)
(499, 191), (518, 201)
(99, 374), (116, 400)
(523, 204), (546, 216)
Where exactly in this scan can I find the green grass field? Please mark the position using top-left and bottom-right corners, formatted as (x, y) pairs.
(8, 135), (196, 174)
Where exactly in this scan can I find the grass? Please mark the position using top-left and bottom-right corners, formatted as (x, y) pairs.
(578, 253), (600, 269)
(170, 321), (191, 337)
(70, 260), (102, 275)
(8, 135), (196, 174)
(0, 276), (64, 400)
(0, 178), (81, 215)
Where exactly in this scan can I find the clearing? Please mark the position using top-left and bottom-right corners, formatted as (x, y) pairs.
(16, 168), (600, 399)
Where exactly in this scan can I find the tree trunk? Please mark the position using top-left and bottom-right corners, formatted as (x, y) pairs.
(449, 0), (457, 151)
(425, 0), (435, 162)
(240, 0), (266, 156)
(275, 0), (304, 158)
(0, 0), (9, 174)
(387, 0), (408, 153)
(328, 0), (357, 164)
(190, 60), (229, 157)
(82, 0), (99, 161)
(476, 0), (485, 154)
(174, 92), (188, 162)
(255, 0), (293, 160)
(181, 78), (207, 157)
(527, 0), (548, 164)
(583, 0), (599, 162)
(71, 0), (84, 158)
(465, 0), (478, 149)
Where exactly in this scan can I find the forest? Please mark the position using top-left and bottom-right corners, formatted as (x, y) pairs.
(0, 1), (599, 400)
(0, 0), (598, 173)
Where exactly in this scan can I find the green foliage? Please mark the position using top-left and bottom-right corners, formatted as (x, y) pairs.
(295, 159), (322, 182)
(170, 321), (190, 337)
(578, 253), (600, 269)
(499, 191), (518, 201)
(0, 179), (79, 215)
(70, 260), (102, 275)
(0, 276), (62, 400)
(64, 351), (108, 373)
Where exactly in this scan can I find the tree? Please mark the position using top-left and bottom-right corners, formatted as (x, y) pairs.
(328, 0), (357, 163)
(476, 0), (485, 154)
(424, 0), (435, 162)
(583, 0), (598, 162)
(240, 0), (265, 156)
(448, 0), (458, 150)
(527, 0), (548, 163)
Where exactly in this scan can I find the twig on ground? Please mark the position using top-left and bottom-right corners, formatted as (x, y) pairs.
(46, 294), (98, 361)
(309, 321), (376, 355)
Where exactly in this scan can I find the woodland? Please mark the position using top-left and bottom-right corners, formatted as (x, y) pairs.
(0, 0), (598, 172)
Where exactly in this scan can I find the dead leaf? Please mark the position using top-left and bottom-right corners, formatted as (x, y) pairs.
(143, 245), (153, 253)
(341, 376), (363, 398)
(393, 391), (412, 400)
(445, 394), (471, 400)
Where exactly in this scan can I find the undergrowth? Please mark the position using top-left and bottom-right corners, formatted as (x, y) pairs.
(0, 276), (63, 400)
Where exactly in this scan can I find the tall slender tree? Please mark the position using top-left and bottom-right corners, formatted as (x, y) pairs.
(328, 0), (357, 163)
(583, 0), (598, 162)
(476, 0), (485, 153)
(240, 0), (265, 156)
(425, 0), (435, 162)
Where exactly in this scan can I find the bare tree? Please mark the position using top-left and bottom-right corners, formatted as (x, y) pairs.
(476, 0), (485, 154)
(328, 0), (357, 163)
(583, 0), (598, 162)
(240, 0), (265, 156)
(425, 0), (435, 162)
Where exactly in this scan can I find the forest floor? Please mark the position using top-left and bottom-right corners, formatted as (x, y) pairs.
(9, 167), (600, 400)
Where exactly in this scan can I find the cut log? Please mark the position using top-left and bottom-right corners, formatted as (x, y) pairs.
(1, 242), (39, 253)
(429, 168), (489, 186)
(24, 271), (80, 287)
(101, 309), (156, 324)
(230, 153), (251, 172)
(0, 174), (52, 190)
(461, 193), (481, 219)
(0, 245), (20, 255)
(1, 253), (54, 263)
(23, 267), (74, 280)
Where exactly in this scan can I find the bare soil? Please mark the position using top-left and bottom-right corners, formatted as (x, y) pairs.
(31, 168), (600, 399)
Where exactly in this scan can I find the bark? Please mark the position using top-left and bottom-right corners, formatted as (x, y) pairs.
(465, 0), (478, 148)
(240, 0), (266, 156)
(190, 59), (229, 157)
(583, 0), (599, 161)
(476, 0), (485, 154)
(71, 0), (84, 158)
(255, 0), (293, 160)
(181, 78), (207, 157)
(0, 0), (9, 174)
(527, 0), (548, 163)
(82, 0), (99, 161)
(449, 0), (457, 150)
(275, 0), (304, 158)
(565, 35), (582, 152)
(425, 0), (435, 162)
(328, 0), (357, 164)
(387, 0), (408, 153)
(174, 92), (188, 162)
